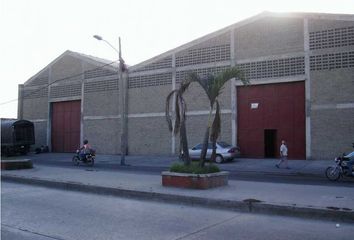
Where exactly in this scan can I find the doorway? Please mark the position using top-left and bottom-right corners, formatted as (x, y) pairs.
(237, 81), (305, 159)
(264, 129), (277, 158)
(51, 100), (81, 152)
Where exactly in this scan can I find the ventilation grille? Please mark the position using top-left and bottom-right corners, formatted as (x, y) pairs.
(26, 76), (49, 86)
(309, 26), (354, 50)
(176, 66), (231, 84)
(132, 57), (172, 73)
(236, 57), (305, 80)
(50, 83), (82, 98)
(84, 79), (119, 93)
(129, 72), (172, 88)
(176, 44), (230, 67)
(84, 68), (117, 79)
(310, 51), (354, 71)
(23, 88), (48, 99)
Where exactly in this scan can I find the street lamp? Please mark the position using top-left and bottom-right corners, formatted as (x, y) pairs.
(93, 35), (120, 55)
(93, 35), (128, 166)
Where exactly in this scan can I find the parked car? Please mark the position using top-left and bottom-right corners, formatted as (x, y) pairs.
(188, 142), (240, 163)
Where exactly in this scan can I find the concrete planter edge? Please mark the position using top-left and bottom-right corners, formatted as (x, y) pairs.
(1, 159), (33, 170)
(161, 171), (229, 189)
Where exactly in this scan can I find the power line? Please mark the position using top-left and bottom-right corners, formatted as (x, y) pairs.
(0, 60), (119, 106)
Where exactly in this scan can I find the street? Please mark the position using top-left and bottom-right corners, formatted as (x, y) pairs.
(2, 182), (353, 240)
(9, 153), (354, 187)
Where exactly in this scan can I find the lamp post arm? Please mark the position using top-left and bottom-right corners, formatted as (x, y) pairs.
(102, 39), (120, 57)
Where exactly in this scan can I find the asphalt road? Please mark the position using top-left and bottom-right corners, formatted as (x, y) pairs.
(2, 182), (354, 240)
(15, 153), (353, 187)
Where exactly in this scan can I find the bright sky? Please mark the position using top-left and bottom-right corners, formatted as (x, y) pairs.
(0, 0), (353, 118)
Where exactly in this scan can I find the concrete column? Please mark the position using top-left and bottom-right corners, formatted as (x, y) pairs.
(46, 67), (52, 150)
(80, 62), (85, 145)
(120, 61), (129, 160)
(304, 18), (312, 160)
(230, 28), (237, 146)
(17, 84), (24, 119)
(171, 53), (176, 155)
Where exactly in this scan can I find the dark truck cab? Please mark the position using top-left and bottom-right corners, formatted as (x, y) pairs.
(1, 119), (35, 156)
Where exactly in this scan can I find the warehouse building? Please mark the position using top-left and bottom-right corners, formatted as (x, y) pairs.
(18, 12), (354, 159)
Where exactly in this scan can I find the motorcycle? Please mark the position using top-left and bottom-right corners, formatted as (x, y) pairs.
(325, 144), (354, 181)
(72, 149), (95, 167)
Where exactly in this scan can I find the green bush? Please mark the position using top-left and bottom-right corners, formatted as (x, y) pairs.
(170, 162), (220, 174)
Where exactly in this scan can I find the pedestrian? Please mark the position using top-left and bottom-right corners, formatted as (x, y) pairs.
(276, 140), (290, 169)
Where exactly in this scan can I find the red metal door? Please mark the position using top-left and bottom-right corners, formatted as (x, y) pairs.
(51, 101), (81, 152)
(237, 82), (305, 159)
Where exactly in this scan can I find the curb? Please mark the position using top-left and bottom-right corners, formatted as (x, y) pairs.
(229, 169), (324, 178)
(112, 165), (326, 179)
(2, 174), (353, 223)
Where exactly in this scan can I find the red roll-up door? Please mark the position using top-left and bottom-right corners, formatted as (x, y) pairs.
(51, 101), (81, 152)
(237, 81), (305, 159)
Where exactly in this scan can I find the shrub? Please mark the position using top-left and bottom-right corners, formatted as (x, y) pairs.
(170, 162), (220, 174)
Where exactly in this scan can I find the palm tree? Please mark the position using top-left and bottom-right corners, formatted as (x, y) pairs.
(188, 67), (248, 167)
(165, 78), (194, 165)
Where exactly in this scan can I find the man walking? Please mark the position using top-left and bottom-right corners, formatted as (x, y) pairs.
(276, 140), (290, 169)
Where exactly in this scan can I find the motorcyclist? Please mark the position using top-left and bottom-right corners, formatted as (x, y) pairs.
(344, 149), (354, 176)
(79, 139), (92, 162)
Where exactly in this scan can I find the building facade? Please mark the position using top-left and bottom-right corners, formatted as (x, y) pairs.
(18, 12), (354, 159)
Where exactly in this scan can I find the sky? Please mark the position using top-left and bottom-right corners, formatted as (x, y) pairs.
(0, 0), (353, 118)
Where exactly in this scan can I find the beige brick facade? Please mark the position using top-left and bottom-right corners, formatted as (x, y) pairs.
(19, 12), (354, 159)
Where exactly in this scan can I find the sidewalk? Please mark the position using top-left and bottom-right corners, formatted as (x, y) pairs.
(2, 164), (353, 222)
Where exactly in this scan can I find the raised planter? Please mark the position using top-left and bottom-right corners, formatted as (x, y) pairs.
(162, 171), (229, 189)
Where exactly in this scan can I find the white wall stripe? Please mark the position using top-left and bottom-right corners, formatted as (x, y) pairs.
(83, 109), (233, 120)
(186, 110), (232, 116)
(129, 113), (164, 118)
(28, 119), (47, 123)
(84, 115), (120, 120)
(312, 103), (354, 110)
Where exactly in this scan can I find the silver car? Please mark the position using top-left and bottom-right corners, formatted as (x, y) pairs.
(188, 142), (240, 163)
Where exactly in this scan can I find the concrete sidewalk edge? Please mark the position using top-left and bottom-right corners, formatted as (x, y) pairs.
(2, 175), (353, 223)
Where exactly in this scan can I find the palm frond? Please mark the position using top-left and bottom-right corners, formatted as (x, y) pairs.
(165, 90), (178, 132)
(180, 75), (195, 94)
(179, 96), (187, 122)
(187, 72), (213, 100)
(215, 67), (249, 86)
(174, 94), (181, 134)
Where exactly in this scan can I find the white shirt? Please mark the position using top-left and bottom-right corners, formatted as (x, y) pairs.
(280, 144), (288, 157)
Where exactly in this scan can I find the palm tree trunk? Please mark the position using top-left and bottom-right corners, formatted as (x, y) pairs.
(199, 106), (213, 168)
(210, 101), (220, 163)
(210, 140), (217, 163)
(199, 127), (210, 168)
(180, 121), (191, 165)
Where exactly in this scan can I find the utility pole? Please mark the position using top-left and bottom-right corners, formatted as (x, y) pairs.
(93, 35), (129, 166)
